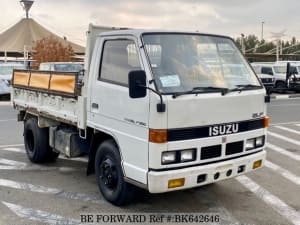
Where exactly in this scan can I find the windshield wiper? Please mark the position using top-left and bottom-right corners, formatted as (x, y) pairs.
(172, 84), (262, 98)
(236, 84), (262, 89)
(224, 84), (262, 95)
(172, 86), (229, 98)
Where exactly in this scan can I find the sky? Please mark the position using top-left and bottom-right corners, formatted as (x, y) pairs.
(0, 0), (299, 46)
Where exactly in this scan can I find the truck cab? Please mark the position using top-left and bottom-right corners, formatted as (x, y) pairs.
(12, 25), (268, 205)
(86, 29), (267, 193)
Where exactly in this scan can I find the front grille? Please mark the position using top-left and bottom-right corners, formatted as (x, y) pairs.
(261, 78), (273, 83)
(201, 145), (222, 160)
(167, 118), (264, 141)
(226, 141), (244, 155)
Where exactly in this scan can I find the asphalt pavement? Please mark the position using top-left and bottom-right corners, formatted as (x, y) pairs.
(0, 98), (299, 225)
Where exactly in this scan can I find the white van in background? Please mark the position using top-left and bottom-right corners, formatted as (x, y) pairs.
(250, 63), (275, 91)
(0, 63), (25, 97)
(39, 62), (84, 82)
(39, 62), (83, 72)
(251, 62), (300, 90)
(256, 73), (274, 91)
(0, 63), (25, 84)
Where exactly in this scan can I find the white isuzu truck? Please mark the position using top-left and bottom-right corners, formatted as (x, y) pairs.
(12, 24), (269, 206)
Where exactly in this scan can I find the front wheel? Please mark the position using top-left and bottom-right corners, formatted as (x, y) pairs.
(95, 140), (135, 206)
(275, 81), (286, 89)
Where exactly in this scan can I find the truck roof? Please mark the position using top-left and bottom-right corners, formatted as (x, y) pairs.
(98, 29), (231, 40)
(83, 24), (234, 94)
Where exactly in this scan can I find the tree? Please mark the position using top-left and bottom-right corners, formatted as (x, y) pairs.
(234, 34), (300, 61)
(31, 36), (74, 69)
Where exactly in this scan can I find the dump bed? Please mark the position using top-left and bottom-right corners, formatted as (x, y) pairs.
(12, 69), (82, 126)
(12, 24), (126, 129)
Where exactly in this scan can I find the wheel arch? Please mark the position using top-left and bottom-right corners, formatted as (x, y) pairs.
(275, 80), (286, 86)
(86, 128), (123, 175)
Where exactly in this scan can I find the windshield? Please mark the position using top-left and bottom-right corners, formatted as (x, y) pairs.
(0, 65), (25, 75)
(273, 66), (286, 74)
(142, 34), (260, 94)
(274, 65), (298, 74)
(53, 64), (83, 72)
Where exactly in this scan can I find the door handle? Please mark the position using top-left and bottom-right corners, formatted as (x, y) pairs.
(92, 103), (99, 109)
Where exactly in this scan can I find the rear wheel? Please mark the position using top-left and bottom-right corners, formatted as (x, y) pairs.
(95, 140), (135, 206)
(24, 117), (59, 163)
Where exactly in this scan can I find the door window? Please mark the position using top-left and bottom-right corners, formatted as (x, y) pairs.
(99, 39), (141, 86)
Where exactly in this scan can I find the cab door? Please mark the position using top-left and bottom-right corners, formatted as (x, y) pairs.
(89, 37), (150, 184)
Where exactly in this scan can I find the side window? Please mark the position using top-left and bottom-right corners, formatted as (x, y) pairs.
(261, 67), (273, 75)
(99, 39), (141, 86)
(39, 64), (49, 70)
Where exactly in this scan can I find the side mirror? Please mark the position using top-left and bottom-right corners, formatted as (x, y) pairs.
(265, 95), (271, 103)
(128, 70), (147, 98)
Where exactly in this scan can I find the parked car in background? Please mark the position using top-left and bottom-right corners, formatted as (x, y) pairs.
(0, 63), (25, 99)
(39, 62), (84, 82)
(256, 73), (275, 92)
(250, 64), (274, 91)
(0, 63), (25, 84)
(39, 62), (83, 72)
(0, 78), (10, 98)
(251, 62), (300, 91)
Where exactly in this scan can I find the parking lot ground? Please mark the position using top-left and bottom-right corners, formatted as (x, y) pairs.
(0, 100), (299, 225)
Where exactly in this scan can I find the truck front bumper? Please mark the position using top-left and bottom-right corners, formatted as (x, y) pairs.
(148, 150), (266, 193)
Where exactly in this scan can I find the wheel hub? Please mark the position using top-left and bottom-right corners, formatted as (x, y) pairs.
(99, 158), (117, 189)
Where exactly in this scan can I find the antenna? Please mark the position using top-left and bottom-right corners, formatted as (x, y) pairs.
(20, 0), (34, 19)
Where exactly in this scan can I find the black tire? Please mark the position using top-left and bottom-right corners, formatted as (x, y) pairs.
(24, 117), (59, 163)
(275, 81), (286, 89)
(95, 140), (135, 206)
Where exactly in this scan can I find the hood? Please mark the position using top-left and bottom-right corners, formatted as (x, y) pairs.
(166, 90), (266, 129)
(257, 73), (273, 79)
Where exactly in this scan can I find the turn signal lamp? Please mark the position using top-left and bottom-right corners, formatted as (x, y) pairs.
(263, 116), (270, 128)
(149, 129), (167, 143)
(168, 178), (185, 189)
(253, 160), (262, 169)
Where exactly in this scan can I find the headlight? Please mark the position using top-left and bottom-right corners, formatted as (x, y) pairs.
(246, 138), (255, 150)
(162, 151), (177, 165)
(255, 136), (264, 147)
(246, 136), (265, 150)
(162, 149), (197, 165)
(180, 149), (196, 162)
